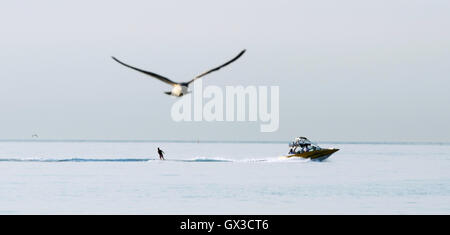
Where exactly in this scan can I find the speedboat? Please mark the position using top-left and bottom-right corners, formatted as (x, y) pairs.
(283, 137), (339, 161)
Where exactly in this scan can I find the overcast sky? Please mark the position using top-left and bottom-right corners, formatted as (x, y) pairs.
(1, 0), (449, 142)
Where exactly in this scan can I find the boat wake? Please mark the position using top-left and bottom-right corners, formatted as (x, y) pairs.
(0, 156), (310, 163)
(0, 158), (150, 162)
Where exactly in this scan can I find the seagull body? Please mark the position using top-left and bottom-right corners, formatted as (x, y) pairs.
(166, 84), (189, 97)
(112, 50), (246, 97)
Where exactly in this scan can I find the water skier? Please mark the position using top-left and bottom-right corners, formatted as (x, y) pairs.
(157, 147), (165, 160)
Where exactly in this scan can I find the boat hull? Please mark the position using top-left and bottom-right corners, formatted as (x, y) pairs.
(285, 148), (339, 161)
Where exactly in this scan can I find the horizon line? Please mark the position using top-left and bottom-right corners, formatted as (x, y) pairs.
(0, 139), (449, 146)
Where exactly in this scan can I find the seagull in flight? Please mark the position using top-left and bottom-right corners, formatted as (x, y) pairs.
(111, 49), (246, 97)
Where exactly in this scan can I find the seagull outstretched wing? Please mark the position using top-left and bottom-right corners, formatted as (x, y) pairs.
(112, 56), (177, 85)
(186, 49), (246, 85)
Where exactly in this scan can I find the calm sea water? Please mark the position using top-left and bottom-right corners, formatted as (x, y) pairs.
(0, 141), (449, 214)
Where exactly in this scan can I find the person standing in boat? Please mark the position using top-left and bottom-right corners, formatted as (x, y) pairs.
(289, 147), (295, 154)
(157, 147), (165, 160)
